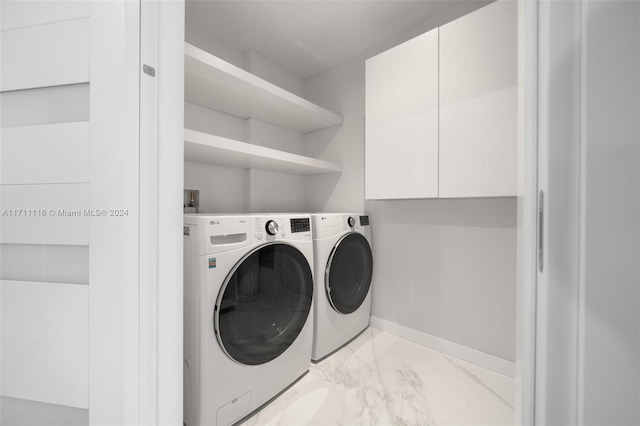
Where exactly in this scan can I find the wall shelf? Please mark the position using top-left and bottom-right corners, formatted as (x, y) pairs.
(184, 43), (343, 133)
(184, 129), (342, 176)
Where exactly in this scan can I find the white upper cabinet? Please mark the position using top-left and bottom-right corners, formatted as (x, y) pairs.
(365, 0), (516, 200)
(439, 0), (517, 198)
(365, 29), (439, 200)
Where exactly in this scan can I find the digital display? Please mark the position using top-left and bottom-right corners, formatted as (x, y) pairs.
(359, 216), (370, 226)
(290, 218), (311, 233)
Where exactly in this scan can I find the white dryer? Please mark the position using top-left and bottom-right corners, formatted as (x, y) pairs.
(183, 214), (314, 426)
(310, 213), (373, 361)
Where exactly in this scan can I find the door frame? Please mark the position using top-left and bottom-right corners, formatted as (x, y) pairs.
(139, 0), (185, 424)
(89, 1), (184, 424)
(517, 0), (539, 424)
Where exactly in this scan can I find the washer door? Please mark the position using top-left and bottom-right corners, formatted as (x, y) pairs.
(325, 232), (373, 315)
(214, 243), (313, 365)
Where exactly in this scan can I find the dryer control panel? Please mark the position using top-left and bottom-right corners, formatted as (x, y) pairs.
(311, 213), (370, 239)
(184, 214), (313, 255)
(344, 214), (370, 230)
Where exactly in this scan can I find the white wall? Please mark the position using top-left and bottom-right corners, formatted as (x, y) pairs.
(303, 56), (365, 213)
(366, 199), (517, 361)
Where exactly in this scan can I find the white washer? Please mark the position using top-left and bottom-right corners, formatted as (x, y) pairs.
(183, 214), (314, 426)
(310, 213), (373, 361)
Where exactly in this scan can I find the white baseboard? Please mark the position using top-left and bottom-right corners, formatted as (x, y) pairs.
(369, 316), (515, 378)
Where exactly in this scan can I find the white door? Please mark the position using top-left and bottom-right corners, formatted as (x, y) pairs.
(0, 1), (184, 424)
(535, 0), (640, 424)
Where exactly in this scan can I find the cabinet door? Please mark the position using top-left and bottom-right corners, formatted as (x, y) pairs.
(365, 29), (439, 200)
(439, 0), (517, 198)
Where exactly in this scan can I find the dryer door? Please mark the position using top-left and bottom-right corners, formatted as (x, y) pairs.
(214, 243), (313, 365)
(325, 232), (374, 314)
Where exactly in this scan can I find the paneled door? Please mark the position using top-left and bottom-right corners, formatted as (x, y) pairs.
(1, 1), (184, 424)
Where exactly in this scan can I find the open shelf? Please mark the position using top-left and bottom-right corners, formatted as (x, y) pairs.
(184, 43), (343, 133)
(184, 129), (342, 175)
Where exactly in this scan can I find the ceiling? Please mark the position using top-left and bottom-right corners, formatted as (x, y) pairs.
(185, 1), (473, 78)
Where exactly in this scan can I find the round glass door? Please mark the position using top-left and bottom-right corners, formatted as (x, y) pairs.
(325, 232), (373, 314)
(214, 243), (313, 365)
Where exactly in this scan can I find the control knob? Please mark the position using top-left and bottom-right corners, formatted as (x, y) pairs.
(347, 216), (356, 228)
(265, 220), (279, 236)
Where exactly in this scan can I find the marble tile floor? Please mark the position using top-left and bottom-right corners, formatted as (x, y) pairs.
(0, 328), (514, 426)
(242, 327), (515, 426)
(0, 397), (87, 426)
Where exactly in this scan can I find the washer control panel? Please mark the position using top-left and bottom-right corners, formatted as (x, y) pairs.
(185, 214), (313, 254)
(252, 216), (312, 242)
